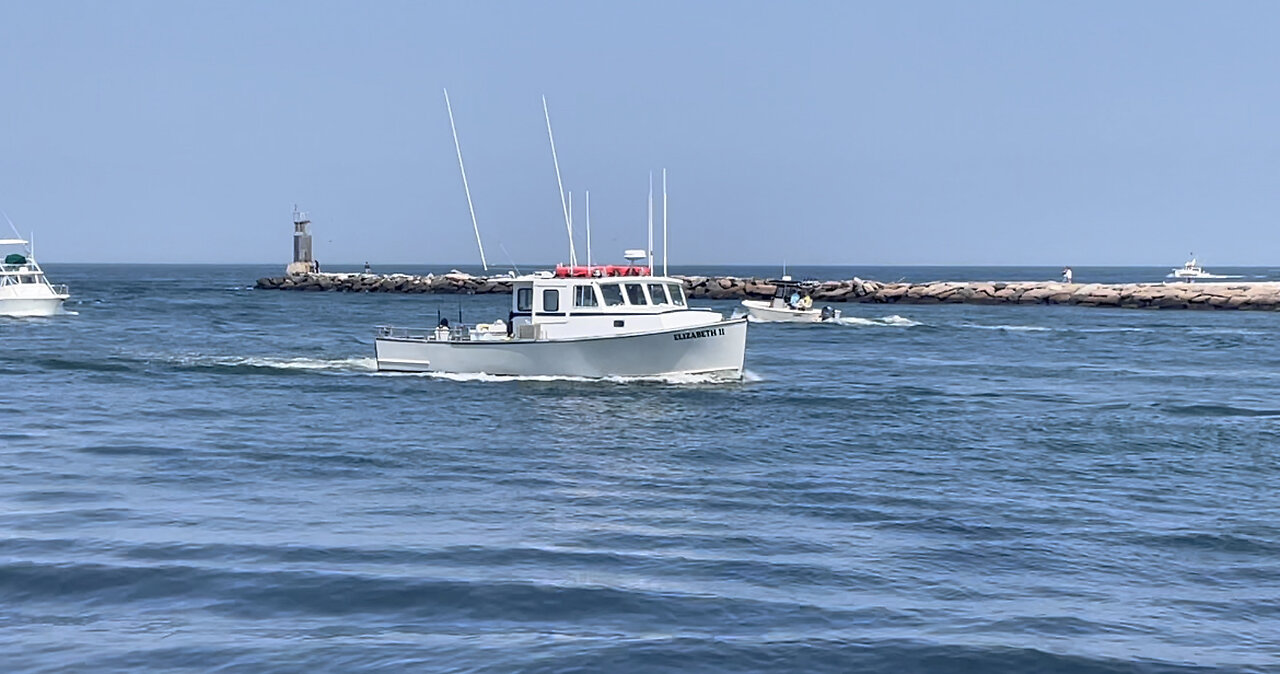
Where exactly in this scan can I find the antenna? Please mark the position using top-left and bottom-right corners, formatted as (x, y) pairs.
(585, 190), (592, 267)
(1, 209), (21, 240)
(568, 190), (574, 265)
(443, 89), (488, 271)
(662, 168), (668, 277)
(647, 172), (654, 272)
(498, 241), (521, 275)
(542, 96), (577, 266)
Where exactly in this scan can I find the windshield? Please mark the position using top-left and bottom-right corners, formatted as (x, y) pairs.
(667, 283), (686, 306)
(599, 283), (625, 306)
(624, 283), (648, 305)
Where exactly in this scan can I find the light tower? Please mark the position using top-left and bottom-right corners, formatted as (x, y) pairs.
(286, 206), (315, 275)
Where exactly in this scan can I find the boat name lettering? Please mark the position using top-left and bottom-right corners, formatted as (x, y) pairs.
(672, 327), (725, 341)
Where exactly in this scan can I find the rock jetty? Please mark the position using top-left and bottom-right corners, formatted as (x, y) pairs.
(255, 272), (1280, 311)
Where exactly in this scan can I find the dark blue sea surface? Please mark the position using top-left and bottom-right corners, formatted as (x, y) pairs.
(2, 264), (1278, 673)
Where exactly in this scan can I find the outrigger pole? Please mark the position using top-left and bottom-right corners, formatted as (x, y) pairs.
(647, 172), (654, 271)
(542, 96), (577, 267)
(662, 168), (668, 277)
(442, 89), (488, 272)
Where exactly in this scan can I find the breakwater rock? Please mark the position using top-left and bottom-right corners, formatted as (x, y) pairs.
(255, 273), (1280, 310)
(256, 271), (515, 294)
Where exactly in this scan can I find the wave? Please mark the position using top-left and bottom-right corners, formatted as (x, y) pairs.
(1162, 403), (1280, 418)
(70, 636), (1233, 674)
(0, 560), (870, 629)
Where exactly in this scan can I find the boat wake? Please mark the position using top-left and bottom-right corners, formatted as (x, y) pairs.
(165, 354), (758, 384)
(175, 355), (379, 373)
(831, 315), (920, 327)
(961, 323), (1052, 332)
(396, 369), (762, 385)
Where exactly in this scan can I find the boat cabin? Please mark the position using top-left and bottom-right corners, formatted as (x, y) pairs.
(0, 239), (69, 304)
(505, 266), (699, 340)
(1, 242), (54, 288)
(766, 280), (812, 310)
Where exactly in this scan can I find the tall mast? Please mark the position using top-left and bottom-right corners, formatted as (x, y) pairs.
(542, 96), (577, 267)
(662, 168), (668, 276)
(647, 172), (654, 271)
(443, 89), (487, 271)
(586, 190), (592, 267)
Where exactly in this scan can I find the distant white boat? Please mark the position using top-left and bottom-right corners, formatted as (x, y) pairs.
(1165, 255), (1241, 282)
(0, 238), (69, 317)
(740, 279), (840, 323)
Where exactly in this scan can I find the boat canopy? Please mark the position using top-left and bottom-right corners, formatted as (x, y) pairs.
(554, 264), (651, 278)
(770, 280), (806, 298)
(4, 253), (27, 265)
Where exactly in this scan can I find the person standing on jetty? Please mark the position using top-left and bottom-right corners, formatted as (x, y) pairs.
(1062, 267), (1073, 283)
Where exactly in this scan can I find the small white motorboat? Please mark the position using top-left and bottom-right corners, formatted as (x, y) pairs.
(0, 237), (70, 317)
(375, 260), (747, 378)
(1166, 255), (1241, 282)
(740, 279), (840, 323)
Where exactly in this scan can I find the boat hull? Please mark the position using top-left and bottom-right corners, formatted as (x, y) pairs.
(740, 300), (835, 323)
(375, 318), (748, 378)
(0, 296), (67, 317)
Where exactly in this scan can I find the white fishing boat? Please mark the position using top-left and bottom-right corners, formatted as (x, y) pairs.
(375, 259), (747, 377)
(740, 279), (840, 323)
(0, 237), (70, 317)
(374, 93), (748, 379)
(1166, 255), (1241, 282)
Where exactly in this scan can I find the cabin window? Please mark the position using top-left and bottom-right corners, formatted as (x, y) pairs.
(599, 283), (625, 306)
(542, 289), (560, 312)
(624, 283), (648, 305)
(667, 283), (686, 306)
(516, 287), (533, 312)
(647, 283), (669, 305)
(574, 285), (599, 307)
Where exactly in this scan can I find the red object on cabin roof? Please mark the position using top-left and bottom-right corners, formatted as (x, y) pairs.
(554, 265), (651, 278)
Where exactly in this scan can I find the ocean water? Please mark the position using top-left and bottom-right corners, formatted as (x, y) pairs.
(2, 264), (1278, 673)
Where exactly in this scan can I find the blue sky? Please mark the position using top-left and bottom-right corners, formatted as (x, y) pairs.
(1, 1), (1277, 266)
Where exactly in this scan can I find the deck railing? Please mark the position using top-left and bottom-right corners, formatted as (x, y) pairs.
(376, 324), (484, 342)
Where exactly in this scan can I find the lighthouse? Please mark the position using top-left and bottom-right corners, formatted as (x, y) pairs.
(286, 206), (315, 275)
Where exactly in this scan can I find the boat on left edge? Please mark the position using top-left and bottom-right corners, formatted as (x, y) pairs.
(0, 237), (70, 317)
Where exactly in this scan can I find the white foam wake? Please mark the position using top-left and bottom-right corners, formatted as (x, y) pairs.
(962, 323), (1052, 332)
(195, 355), (379, 372)
(833, 315), (921, 327)
(179, 354), (758, 384)
(389, 368), (761, 385)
